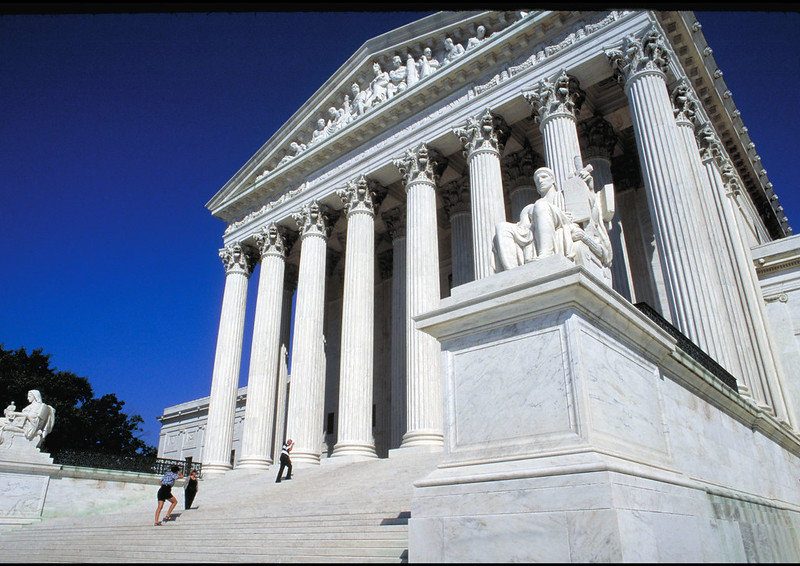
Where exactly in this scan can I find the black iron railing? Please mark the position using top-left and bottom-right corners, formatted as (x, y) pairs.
(634, 302), (738, 393)
(52, 450), (202, 478)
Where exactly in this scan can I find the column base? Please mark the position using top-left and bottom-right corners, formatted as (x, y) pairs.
(288, 449), (321, 467)
(201, 462), (233, 477)
(400, 429), (444, 448)
(331, 442), (377, 460)
(236, 457), (273, 471)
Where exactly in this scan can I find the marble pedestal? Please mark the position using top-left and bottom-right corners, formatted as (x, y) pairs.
(0, 441), (59, 529)
(410, 256), (800, 562)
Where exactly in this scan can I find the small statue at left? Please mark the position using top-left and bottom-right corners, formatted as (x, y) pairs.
(0, 389), (56, 451)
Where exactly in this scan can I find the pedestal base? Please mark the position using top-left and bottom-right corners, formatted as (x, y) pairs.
(411, 257), (800, 562)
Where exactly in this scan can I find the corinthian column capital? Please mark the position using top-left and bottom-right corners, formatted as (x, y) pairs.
(453, 109), (511, 158)
(393, 143), (447, 187)
(502, 138), (542, 188)
(605, 24), (672, 84)
(580, 113), (618, 160)
(696, 122), (726, 164)
(219, 242), (257, 276)
(523, 69), (585, 123)
(337, 174), (376, 217)
(381, 207), (407, 240)
(254, 222), (286, 259)
(671, 79), (700, 126)
(292, 200), (330, 238)
(440, 177), (471, 218)
(719, 159), (745, 197)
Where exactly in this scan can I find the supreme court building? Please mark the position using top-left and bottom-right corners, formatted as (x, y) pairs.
(159, 10), (800, 561)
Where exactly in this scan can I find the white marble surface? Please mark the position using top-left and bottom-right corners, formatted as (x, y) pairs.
(0, 471), (49, 523)
(753, 233), (800, 431)
(411, 261), (800, 563)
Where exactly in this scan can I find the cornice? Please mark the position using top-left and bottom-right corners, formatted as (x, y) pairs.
(656, 11), (791, 240)
(219, 10), (641, 246)
(157, 386), (249, 423)
(206, 10), (612, 224)
(752, 235), (800, 277)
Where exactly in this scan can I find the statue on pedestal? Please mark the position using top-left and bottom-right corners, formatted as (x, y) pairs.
(0, 389), (56, 451)
(493, 165), (613, 276)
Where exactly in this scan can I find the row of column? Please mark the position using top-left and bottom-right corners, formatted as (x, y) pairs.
(202, 22), (793, 475)
(605, 24), (792, 425)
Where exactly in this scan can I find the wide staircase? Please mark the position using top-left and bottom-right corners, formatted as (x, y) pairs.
(0, 449), (442, 563)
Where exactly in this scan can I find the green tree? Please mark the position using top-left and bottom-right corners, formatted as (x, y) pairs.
(0, 345), (156, 456)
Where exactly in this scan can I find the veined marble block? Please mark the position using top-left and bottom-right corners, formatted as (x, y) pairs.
(411, 257), (800, 562)
(0, 448), (59, 528)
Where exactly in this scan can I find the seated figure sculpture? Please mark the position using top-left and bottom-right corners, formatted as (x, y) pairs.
(466, 25), (488, 50)
(368, 61), (392, 107)
(388, 55), (408, 94)
(417, 47), (440, 79)
(442, 37), (466, 65)
(350, 83), (370, 118)
(0, 389), (56, 451)
(493, 166), (613, 278)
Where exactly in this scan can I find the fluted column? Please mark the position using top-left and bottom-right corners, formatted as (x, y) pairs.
(524, 69), (586, 187)
(670, 82), (736, 374)
(286, 201), (329, 466)
(605, 25), (711, 343)
(272, 344), (290, 463)
(700, 128), (793, 424)
(581, 113), (634, 301)
(238, 224), (287, 470)
(382, 207), (407, 449)
(203, 242), (256, 476)
(333, 175), (378, 459)
(441, 177), (474, 287)
(502, 138), (542, 220)
(280, 250), (298, 354)
(453, 109), (510, 280)
(393, 143), (444, 447)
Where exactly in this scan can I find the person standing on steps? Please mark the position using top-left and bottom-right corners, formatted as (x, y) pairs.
(154, 465), (183, 525)
(275, 439), (294, 483)
(184, 469), (198, 510)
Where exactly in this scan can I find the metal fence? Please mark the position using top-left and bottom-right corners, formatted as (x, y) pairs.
(634, 302), (739, 393)
(52, 449), (202, 478)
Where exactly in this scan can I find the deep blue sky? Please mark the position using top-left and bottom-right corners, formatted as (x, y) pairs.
(1, 10), (798, 449)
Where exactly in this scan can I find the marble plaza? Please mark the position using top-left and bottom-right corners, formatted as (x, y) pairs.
(156, 10), (800, 562)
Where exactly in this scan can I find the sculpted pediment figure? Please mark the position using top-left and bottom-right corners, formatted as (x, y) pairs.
(207, 11), (537, 221)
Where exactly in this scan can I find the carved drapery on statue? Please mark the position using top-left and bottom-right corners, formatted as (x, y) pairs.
(0, 389), (55, 451)
(493, 164), (613, 280)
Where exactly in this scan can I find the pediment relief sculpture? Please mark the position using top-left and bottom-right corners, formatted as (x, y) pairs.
(256, 13), (532, 180)
(215, 11), (637, 230)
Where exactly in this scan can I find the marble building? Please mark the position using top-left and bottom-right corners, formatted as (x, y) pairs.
(163, 9), (800, 561)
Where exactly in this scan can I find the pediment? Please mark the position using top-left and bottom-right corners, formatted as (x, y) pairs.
(206, 9), (551, 223)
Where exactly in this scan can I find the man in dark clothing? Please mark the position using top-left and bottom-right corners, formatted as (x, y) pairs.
(275, 439), (294, 483)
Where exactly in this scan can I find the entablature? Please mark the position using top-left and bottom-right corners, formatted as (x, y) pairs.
(218, 10), (642, 246)
(210, 9), (638, 230)
(657, 11), (790, 240)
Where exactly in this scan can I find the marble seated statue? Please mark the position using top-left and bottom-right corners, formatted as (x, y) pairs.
(417, 47), (440, 79)
(493, 165), (613, 283)
(0, 389), (56, 451)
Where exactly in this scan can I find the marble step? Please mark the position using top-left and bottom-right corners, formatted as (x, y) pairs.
(0, 450), (442, 563)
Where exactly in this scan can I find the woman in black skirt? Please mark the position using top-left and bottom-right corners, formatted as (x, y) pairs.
(184, 469), (198, 510)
